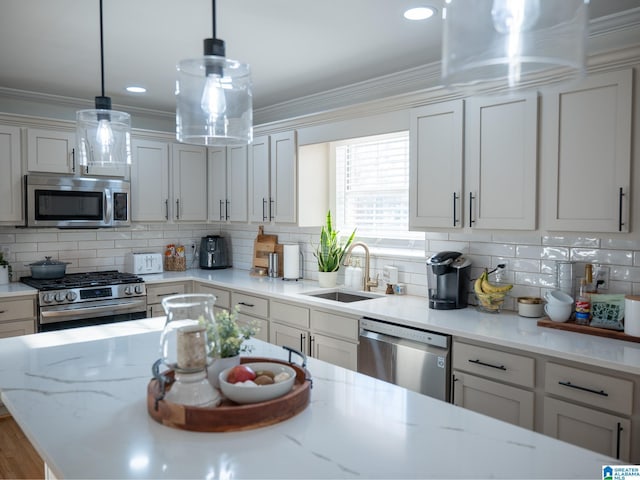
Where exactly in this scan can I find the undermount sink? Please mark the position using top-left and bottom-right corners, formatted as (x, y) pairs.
(303, 289), (382, 303)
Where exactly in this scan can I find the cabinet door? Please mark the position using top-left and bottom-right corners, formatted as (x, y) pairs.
(226, 145), (248, 222)
(542, 69), (632, 232)
(452, 371), (534, 429)
(270, 131), (297, 224)
(131, 139), (169, 222)
(27, 128), (75, 174)
(270, 322), (309, 355)
(0, 319), (35, 338)
(409, 100), (464, 229)
(465, 94), (538, 230)
(207, 147), (227, 222)
(237, 313), (269, 343)
(312, 333), (357, 371)
(543, 397), (630, 461)
(171, 144), (207, 222)
(0, 125), (23, 223)
(248, 135), (271, 223)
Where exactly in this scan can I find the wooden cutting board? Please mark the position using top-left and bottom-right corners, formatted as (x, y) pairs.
(253, 226), (278, 268)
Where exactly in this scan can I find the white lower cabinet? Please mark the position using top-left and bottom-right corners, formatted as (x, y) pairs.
(0, 296), (36, 338)
(231, 291), (269, 343)
(270, 300), (358, 370)
(146, 281), (188, 318)
(452, 340), (535, 429)
(543, 361), (633, 461)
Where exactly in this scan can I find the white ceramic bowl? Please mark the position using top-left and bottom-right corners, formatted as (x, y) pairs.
(517, 297), (544, 318)
(544, 303), (572, 323)
(544, 290), (574, 305)
(218, 362), (296, 404)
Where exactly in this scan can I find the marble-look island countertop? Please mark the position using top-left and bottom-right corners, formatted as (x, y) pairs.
(0, 318), (616, 479)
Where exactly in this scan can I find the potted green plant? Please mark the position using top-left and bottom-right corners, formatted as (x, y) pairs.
(0, 252), (11, 285)
(201, 305), (259, 387)
(313, 210), (356, 287)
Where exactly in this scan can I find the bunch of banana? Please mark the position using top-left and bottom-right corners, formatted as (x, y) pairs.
(474, 269), (513, 311)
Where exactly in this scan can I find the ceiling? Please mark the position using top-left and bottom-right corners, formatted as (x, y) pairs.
(1, 0), (639, 116)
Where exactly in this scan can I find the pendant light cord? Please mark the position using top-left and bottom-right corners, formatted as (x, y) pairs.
(99, 0), (105, 98)
(211, 0), (216, 40)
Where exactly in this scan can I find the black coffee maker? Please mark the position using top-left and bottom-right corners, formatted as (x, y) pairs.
(426, 251), (471, 310)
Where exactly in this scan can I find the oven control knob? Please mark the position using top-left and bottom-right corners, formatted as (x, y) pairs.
(124, 286), (133, 295)
(134, 285), (144, 294)
(42, 293), (54, 304)
(66, 291), (78, 302)
(54, 292), (66, 302)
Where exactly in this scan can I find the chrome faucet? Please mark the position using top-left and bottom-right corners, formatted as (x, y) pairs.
(343, 242), (379, 292)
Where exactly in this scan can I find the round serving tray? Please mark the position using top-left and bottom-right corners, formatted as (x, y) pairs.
(147, 357), (312, 432)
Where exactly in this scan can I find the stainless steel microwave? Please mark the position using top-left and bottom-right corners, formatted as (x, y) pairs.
(24, 174), (130, 228)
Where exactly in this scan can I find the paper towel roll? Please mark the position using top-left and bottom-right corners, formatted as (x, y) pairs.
(283, 244), (300, 280)
(625, 295), (640, 337)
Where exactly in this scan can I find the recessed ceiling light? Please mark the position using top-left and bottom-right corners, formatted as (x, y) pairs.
(126, 86), (147, 93)
(404, 6), (436, 20)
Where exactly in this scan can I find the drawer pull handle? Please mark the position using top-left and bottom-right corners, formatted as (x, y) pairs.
(558, 381), (608, 397)
(468, 358), (506, 370)
(0, 310), (5, 314)
(158, 292), (181, 298)
(238, 302), (255, 308)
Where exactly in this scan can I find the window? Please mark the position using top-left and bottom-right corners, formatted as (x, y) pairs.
(332, 131), (422, 241)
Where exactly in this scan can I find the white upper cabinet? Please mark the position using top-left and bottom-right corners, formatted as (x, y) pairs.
(131, 138), (170, 222)
(208, 145), (248, 223)
(248, 135), (271, 223)
(409, 100), (464, 229)
(26, 128), (76, 174)
(171, 144), (208, 222)
(270, 131), (297, 224)
(541, 69), (633, 232)
(0, 125), (23, 224)
(26, 127), (126, 177)
(465, 93), (538, 230)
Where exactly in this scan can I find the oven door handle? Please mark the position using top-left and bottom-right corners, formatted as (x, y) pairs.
(40, 299), (146, 323)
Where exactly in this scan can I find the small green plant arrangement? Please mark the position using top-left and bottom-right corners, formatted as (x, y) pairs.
(201, 305), (259, 358)
(313, 210), (356, 272)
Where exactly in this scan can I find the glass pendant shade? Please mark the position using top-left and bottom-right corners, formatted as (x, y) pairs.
(76, 108), (132, 167)
(441, 0), (589, 92)
(176, 55), (253, 146)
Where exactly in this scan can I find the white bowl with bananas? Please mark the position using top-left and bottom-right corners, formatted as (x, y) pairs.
(474, 269), (513, 313)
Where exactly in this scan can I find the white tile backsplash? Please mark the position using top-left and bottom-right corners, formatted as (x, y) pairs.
(2, 224), (640, 310)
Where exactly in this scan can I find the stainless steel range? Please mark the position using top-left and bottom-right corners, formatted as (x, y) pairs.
(21, 271), (147, 332)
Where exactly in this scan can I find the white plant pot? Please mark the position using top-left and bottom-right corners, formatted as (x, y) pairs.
(207, 355), (240, 389)
(0, 266), (8, 285)
(317, 270), (338, 288)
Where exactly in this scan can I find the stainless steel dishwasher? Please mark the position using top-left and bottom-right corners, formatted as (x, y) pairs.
(357, 317), (451, 402)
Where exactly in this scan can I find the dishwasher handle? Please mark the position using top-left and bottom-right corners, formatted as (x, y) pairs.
(359, 328), (448, 354)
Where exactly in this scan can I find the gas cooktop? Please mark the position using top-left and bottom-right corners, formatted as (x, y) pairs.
(21, 270), (144, 291)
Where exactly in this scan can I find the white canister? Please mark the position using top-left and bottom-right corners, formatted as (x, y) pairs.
(624, 295), (640, 337)
(0, 266), (8, 285)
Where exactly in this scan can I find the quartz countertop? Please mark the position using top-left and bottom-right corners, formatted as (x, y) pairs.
(143, 268), (640, 376)
(0, 318), (617, 479)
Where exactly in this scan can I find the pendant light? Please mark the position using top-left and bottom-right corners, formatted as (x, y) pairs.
(176, 0), (253, 146)
(441, 0), (590, 92)
(76, 0), (132, 167)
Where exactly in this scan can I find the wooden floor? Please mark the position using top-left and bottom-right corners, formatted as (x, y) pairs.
(0, 415), (44, 479)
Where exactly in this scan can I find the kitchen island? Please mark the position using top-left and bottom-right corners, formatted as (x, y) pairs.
(0, 317), (617, 479)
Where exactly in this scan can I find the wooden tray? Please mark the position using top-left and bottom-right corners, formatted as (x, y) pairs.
(537, 318), (640, 343)
(147, 357), (312, 432)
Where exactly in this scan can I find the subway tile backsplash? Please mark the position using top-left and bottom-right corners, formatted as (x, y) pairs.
(2, 224), (640, 310)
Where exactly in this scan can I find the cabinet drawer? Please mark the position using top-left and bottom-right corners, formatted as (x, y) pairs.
(231, 292), (268, 318)
(0, 298), (36, 322)
(453, 342), (535, 388)
(271, 301), (309, 329)
(545, 362), (633, 416)
(311, 310), (358, 341)
(237, 313), (269, 343)
(146, 282), (187, 304)
(196, 284), (231, 309)
(0, 319), (36, 338)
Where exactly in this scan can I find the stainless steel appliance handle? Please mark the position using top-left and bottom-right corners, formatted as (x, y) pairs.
(360, 329), (442, 353)
(40, 299), (146, 323)
(104, 188), (113, 224)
